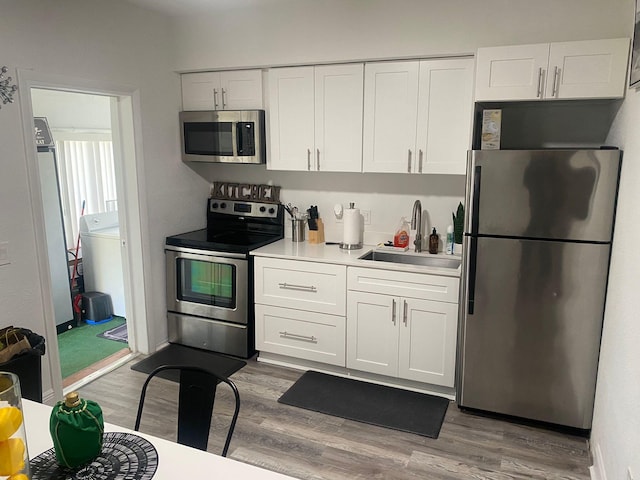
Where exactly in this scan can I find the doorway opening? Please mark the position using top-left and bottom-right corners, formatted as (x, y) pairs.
(16, 67), (153, 400)
(31, 88), (131, 388)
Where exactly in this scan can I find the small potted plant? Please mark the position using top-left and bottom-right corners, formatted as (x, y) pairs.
(452, 202), (464, 255)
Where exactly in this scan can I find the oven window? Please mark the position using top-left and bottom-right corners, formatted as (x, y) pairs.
(177, 258), (235, 308)
(184, 122), (233, 156)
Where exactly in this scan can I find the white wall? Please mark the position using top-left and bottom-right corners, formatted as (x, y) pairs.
(590, 88), (640, 480)
(189, 164), (464, 248)
(171, 0), (630, 72)
(0, 0), (209, 399)
(31, 89), (112, 132)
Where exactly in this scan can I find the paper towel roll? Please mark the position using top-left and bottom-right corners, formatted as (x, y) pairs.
(342, 207), (361, 246)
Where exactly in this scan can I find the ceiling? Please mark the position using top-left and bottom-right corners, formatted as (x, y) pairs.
(123, 0), (290, 16)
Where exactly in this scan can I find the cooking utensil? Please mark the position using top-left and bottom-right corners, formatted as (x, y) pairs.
(283, 203), (295, 218)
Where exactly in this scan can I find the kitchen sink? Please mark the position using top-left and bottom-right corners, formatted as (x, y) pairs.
(359, 250), (461, 269)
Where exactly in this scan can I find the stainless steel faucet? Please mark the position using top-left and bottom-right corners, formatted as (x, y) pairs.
(411, 200), (422, 252)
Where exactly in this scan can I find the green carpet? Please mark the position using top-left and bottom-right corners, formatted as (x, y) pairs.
(58, 317), (128, 379)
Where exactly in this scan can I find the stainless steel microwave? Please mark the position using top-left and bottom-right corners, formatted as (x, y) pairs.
(179, 110), (266, 164)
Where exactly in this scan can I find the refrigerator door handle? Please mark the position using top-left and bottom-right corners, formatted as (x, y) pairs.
(470, 165), (481, 235)
(467, 235), (478, 315)
(466, 164), (481, 315)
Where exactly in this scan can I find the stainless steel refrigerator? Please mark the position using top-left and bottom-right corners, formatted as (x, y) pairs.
(456, 149), (621, 429)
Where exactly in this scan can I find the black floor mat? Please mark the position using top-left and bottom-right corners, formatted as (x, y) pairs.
(97, 323), (128, 343)
(130, 344), (246, 382)
(278, 371), (450, 438)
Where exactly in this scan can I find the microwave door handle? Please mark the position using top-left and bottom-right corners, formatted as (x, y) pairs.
(232, 122), (238, 157)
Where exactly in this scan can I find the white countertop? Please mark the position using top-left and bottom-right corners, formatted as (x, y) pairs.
(251, 239), (461, 278)
(24, 399), (297, 480)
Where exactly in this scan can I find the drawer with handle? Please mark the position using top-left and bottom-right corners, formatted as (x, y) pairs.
(255, 304), (346, 366)
(254, 257), (347, 315)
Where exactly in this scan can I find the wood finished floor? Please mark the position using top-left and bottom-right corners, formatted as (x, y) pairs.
(78, 356), (591, 479)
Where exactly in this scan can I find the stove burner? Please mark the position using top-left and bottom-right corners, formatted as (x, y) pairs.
(166, 199), (284, 254)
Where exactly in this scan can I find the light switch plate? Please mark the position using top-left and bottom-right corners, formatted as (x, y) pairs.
(361, 210), (371, 225)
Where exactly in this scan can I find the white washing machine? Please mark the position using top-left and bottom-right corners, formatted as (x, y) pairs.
(80, 211), (126, 317)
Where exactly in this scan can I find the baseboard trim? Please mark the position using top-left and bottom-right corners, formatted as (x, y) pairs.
(257, 351), (456, 400)
(589, 442), (607, 480)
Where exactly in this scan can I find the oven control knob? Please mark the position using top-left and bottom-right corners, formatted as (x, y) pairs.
(211, 202), (219, 209)
(268, 207), (275, 214)
(220, 202), (227, 209)
(259, 206), (266, 213)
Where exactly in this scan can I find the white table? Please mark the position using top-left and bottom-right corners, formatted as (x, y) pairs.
(23, 399), (297, 479)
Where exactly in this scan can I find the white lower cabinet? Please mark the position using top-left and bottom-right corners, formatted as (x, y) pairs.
(254, 257), (347, 366)
(346, 291), (399, 377)
(347, 268), (459, 388)
(253, 256), (459, 389)
(255, 304), (346, 366)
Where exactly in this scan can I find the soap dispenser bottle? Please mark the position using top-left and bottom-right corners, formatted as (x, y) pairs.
(428, 227), (439, 254)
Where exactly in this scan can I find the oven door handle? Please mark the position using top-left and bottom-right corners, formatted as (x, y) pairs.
(165, 245), (247, 259)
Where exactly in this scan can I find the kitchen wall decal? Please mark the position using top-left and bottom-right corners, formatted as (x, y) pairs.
(631, 0), (640, 87)
(210, 182), (281, 203)
(0, 66), (18, 108)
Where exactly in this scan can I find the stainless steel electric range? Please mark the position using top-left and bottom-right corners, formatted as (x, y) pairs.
(165, 198), (284, 358)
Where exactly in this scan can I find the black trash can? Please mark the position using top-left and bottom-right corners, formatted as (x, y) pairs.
(0, 328), (46, 402)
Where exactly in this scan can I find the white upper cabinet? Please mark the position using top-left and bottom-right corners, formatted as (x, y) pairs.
(181, 70), (263, 110)
(314, 64), (364, 172)
(416, 58), (474, 175)
(475, 38), (629, 101)
(267, 64), (364, 172)
(363, 58), (473, 175)
(546, 39), (629, 99)
(362, 61), (420, 173)
(267, 66), (315, 171)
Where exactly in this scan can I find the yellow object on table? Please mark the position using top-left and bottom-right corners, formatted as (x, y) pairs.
(0, 438), (25, 476)
(0, 372), (30, 479)
(0, 408), (22, 442)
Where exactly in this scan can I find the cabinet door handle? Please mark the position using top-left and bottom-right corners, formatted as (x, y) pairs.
(392, 299), (396, 325)
(307, 149), (311, 170)
(407, 149), (412, 173)
(279, 331), (318, 343)
(536, 68), (543, 98)
(221, 87), (227, 109)
(317, 148), (320, 171)
(552, 66), (560, 98)
(403, 300), (408, 326)
(278, 282), (317, 292)
(213, 88), (219, 109)
(418, 149), (423, 173)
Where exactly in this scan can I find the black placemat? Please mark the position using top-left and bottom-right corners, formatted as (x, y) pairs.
(278, 370), (450, 438)
(130, 344), (246, 383)
(30, 432), (158, 480)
